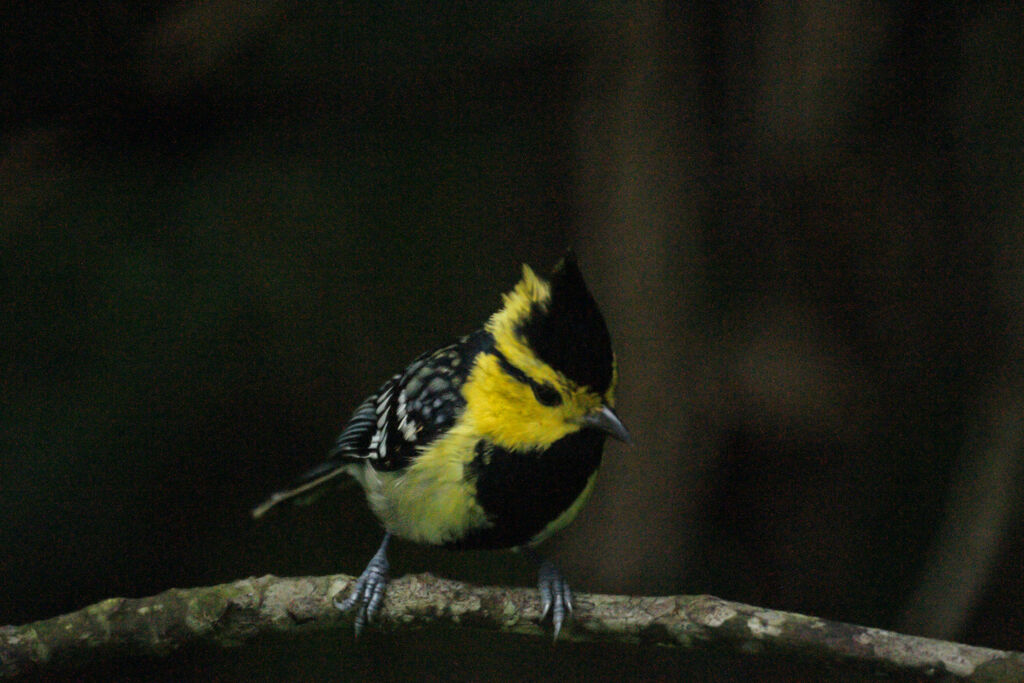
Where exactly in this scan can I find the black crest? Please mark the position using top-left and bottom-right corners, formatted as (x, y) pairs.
(519, 253), (614, 393)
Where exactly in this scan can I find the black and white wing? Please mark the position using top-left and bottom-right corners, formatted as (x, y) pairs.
(331, 376), (399, 459)
(342, 334), (484, 471)
(251, 331), (489, 518)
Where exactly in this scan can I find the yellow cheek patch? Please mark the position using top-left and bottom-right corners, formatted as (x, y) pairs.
(462, 354), (579, 451)
(470, 261), (614, 449)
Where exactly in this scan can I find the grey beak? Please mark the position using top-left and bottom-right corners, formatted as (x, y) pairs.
(582, 405), (631, 443)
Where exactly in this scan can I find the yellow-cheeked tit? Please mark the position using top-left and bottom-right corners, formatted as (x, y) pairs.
(252, 254), (629, 637)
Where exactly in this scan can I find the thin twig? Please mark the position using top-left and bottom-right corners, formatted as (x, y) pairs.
(1, 573), (1021, 680)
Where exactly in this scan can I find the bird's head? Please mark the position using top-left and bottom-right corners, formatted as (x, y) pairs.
(463, 253), (629, 451)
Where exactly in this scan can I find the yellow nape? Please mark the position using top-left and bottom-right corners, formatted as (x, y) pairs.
(485, 264), (551, 342)
(485, 263), (558, 391)
(605, 357), (619, 407)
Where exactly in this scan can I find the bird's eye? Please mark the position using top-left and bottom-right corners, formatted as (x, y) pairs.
(532, 383), (562, 407)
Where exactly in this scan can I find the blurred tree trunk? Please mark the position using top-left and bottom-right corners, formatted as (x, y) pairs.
(898, 6), (1024, 639)
(556, 0), (706, 594)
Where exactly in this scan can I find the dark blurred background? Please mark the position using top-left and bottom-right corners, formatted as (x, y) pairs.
(3, 1), (1024, 680)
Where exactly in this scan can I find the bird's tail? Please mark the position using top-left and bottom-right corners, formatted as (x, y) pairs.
(251, 460), (353, 519)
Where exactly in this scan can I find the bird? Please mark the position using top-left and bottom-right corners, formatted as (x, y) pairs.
(252, 253), (629, 637)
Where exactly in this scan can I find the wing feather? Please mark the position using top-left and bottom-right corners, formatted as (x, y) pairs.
(251, 331), (490, 518)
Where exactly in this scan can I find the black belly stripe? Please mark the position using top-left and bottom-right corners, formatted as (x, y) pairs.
(452, 429), (606, 550)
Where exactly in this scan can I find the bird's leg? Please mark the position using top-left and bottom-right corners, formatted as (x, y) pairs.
(522, 547), (573, 638)
(335, 532), (391, 636)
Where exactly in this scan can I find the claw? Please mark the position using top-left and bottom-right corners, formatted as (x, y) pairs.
(335, 533), (391, 636)
(537, 559), (573, 638)
(523, 548), (573, 639)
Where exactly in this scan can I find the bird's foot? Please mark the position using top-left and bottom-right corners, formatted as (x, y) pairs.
(335, 533), (391, 636)
(520, 547), (573, 639)
(537, 558), (573, 638)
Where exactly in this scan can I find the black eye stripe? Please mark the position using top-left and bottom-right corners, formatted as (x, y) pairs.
(489, 349), (563, 406)
(490, 349), (531, 384)
(532, 382), (562, 407)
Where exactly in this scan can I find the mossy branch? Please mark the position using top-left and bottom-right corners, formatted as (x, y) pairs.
(1, 573), (1021, 680)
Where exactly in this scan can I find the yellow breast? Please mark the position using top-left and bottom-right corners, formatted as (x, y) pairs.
(354, 427), (491, 545)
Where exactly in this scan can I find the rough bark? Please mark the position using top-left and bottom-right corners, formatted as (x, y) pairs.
(3, 573), (1022, 680)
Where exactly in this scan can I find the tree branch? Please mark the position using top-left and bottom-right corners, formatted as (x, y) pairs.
(2, 573), (1021, 680)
